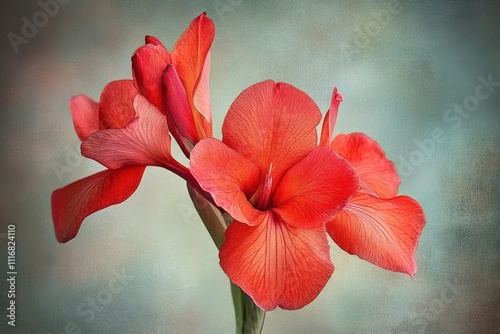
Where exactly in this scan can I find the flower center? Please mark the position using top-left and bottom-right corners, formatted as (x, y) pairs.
(256, 164), (273, 211)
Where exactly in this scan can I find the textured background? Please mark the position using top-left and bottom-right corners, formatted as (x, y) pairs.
(1, 0), (499, 333)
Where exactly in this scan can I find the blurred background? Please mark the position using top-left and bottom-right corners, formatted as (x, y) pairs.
(1, 0), (499, 333)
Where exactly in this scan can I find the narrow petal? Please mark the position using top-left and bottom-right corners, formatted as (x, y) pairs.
(332, 133), (400, 198)
(222, 80), (321, 189)
(51, 166), (145, 243)
(171, 12), (215, 106)
(220, 215), (334, 311)
(98, 80), (138, 129)
(163, 64), (199, 146)
(326, 192), (426, 277)
(193, 52), (212, 137)
(319, 87), (343, 146)
(69, 94), (100, 141)
(190, 138), (263, 226)
(81, 95), (173, 169)
(272, 146), (359, 229)
(132, 43), (170, 111)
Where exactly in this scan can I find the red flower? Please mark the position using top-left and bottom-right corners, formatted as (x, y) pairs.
(51, 80), (188, 243)
(132, 12), (215, 156)
(320, 88), (426, 277)
(190, 80), (360, 310)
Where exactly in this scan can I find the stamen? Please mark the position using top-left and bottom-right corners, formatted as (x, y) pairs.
(256, 163), (273, 211)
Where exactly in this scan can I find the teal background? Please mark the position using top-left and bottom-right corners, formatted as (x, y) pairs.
(1, 0), (499, 333)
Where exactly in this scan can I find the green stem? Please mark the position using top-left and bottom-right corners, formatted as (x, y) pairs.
(231, 283), (266, 334)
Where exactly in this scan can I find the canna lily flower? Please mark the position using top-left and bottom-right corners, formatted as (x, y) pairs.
(190, 80), (360, 310)
(132, 12), (215, 156)
(52, 80), (190, 243)
(320, 88), (426, 277)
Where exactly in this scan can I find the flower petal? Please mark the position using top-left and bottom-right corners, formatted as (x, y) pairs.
(132, 42), (171, 111)
(51, 166), (145, 243)
(222, 80), (321, 189)
(219, 215), (334, 311)
(332, 133), (400, 198)
(69, 94), (100, 141)
(171, 12), (214, 106)
(171, 13), (215, 139)
(319, 87), (343, 146)
(326, 192), (426, 277)
(193, 51), (212, 137)
(162, 64), (199, 146)
(272, 146), (359, 228)
(98, 80), (138, 129)
(190, 138), (263, 226)
(81, 95), (173, 169)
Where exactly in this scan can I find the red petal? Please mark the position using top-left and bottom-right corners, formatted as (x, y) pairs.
(190, 138), (264, 226)
(222, 80), (321, 190)
(162, 64), (199, 146)
(220, 216), (334, 311)
(81, 95), (173, 169)
(272, 146), (359, 228)
(332, 133), (400, 198)
(171, 13), (215, 108)
(319, 87), (343, 146)
(51, 166), (145, 243)
(98, 80), (138, 129)
(69, 94), (100, 141)
(132, 43), (170, 111)
(326, 192), (426, 276)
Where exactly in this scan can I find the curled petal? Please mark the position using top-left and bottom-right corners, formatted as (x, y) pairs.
(98, 80), (138, 129)
(319, 87), (343, 146)
(190, 138), (263, 226)
(69, 94), (100, 141)
(132, 43), (170, 111)
(220, 215), (334, 311)
(81, 95), (174, 169)
(51, 166), (145, 243)
(332, 133), (400, 198)
(163, 64), (199, 146)
(327, 192), (426, 277)
(272, 146), (359, 228)
(223, 80), (321, 189)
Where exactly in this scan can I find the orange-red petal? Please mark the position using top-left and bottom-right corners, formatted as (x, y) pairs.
(190, 138), (264, 226)
(69, 94), (100, 141)
(222, 80), (321, 189)
(219, 215), (334, 311)
(171, 12), (214, 107)
(272, 146), (358, 229)
(319, 87), (343, 146)
(98, 80), (138, 129)
(326, 192), (426, 277)
(81, 95), (173, 169)
(51, 165), (145, 243)
(332, 133), (400, 198)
